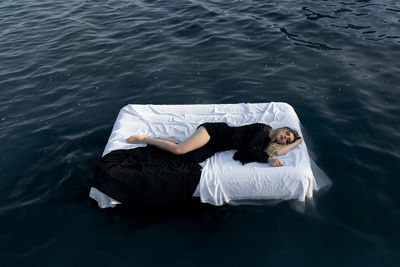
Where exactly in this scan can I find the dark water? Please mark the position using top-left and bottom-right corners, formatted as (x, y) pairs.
(1, 0), (399, 266)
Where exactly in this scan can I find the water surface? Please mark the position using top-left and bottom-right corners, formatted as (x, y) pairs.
(1, 0), (399, 266)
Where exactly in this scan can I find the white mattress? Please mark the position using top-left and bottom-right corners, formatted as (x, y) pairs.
(90, 102), (330, 208)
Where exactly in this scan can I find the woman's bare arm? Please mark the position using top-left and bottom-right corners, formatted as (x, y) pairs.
(274, 137), (303, 156)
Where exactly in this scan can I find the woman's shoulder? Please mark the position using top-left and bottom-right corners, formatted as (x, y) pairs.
(242, 122), (269, 128)
(237, 123), (270, 136)
(248, 123), (271, 132)
(245, 123), (271, 142)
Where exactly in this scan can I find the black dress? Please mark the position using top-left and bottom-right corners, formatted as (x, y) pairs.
(183, 122), (272, 165)
(92, 146), (202, 207)
(91, 123), (272, 206)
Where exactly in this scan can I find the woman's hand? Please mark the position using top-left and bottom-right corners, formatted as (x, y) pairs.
(268, 158), (283, 167)
(126, 135), (149, 144)
(296, 137), (303, 145)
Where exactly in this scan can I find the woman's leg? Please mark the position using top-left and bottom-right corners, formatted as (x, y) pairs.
(154, 136), (178, 144)
(126, 126), (210, 155)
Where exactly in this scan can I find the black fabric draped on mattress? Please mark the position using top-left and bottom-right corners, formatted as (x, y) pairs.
(91, 146), (202, 206)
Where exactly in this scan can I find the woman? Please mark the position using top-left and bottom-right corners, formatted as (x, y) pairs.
(92, 123), (303, 207)
(127, 122), (302, 167)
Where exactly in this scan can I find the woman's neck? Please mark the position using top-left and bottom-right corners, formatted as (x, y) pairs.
(268, 129), (275, 140)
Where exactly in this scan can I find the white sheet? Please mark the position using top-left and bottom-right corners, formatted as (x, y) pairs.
(90, 102), (329, 208)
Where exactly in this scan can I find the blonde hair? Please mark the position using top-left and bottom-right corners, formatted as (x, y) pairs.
(264, 127), (300, 158)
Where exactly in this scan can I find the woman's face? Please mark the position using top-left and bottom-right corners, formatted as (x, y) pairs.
(276, 130), (295, 145)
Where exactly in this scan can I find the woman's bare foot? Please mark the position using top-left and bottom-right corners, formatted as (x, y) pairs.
(126, 135), (149, 144)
